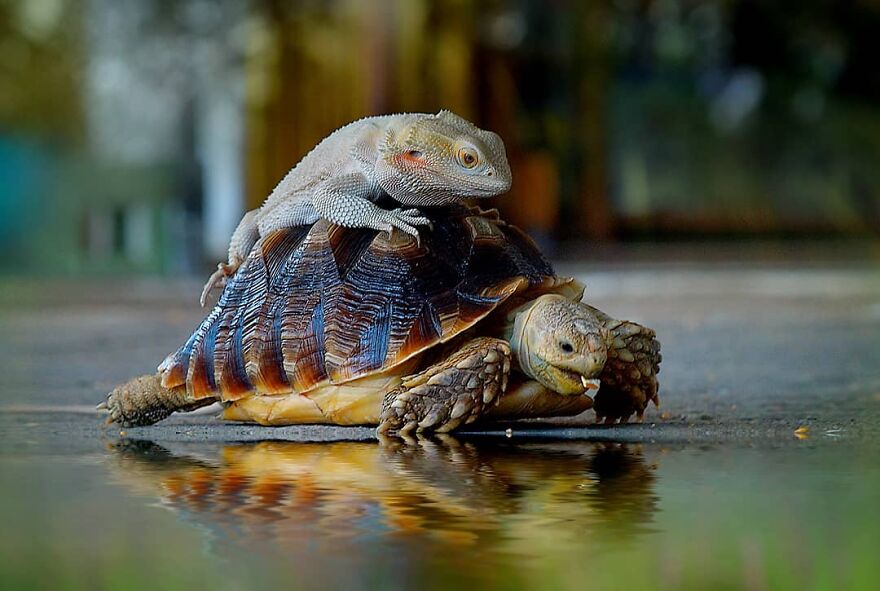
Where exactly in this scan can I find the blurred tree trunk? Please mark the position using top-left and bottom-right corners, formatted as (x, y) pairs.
(245, 0), (478, 210)
(246, 0), (380, 209)
(574, 1), (614, 240)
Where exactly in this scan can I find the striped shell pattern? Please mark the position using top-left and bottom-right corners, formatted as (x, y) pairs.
(159, 206), (554, 401)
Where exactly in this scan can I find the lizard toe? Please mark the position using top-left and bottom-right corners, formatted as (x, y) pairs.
(397, 209), (432, 227)
(385, 214), (421, 241)
(392, 221), (419, 238)
(398, 208), (430, 221)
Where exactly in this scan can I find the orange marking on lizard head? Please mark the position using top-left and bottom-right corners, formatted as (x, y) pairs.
(400, 150), (426, 166)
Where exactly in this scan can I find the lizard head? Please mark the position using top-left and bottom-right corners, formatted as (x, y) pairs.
(377, 110), (512, 206)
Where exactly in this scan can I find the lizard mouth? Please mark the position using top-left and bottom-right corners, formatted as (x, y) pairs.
(470, 176), (511, 196)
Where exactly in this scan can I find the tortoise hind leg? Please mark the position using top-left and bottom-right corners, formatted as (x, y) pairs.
(586, 305), (662, 424)
(378, 337), (511, 435)
(100, 374), (215, 427)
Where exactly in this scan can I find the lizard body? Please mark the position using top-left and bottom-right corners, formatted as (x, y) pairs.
(201, 110), (512, 305)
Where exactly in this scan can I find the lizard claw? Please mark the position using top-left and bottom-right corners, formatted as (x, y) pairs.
(400, 209), (434, 232)
(199, 262), (239, 307)
(387, 226), (422, 247)
(385, 208), (431, 246)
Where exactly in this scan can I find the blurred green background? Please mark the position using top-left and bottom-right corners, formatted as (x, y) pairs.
(2, 0), (879, 275)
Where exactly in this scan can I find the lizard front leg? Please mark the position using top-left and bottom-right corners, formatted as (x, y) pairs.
(200, 209), (260, 306)
(311, 174), (432, 243)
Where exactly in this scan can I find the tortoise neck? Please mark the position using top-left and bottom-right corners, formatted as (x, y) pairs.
(507, 300), (539, 382)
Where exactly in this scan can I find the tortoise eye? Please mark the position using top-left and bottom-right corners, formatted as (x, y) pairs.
(559, 342), (574, 353)
(457, 147), (479, 169)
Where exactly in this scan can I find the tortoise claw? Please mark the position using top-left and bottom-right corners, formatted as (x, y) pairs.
(399, 420), (419, 436)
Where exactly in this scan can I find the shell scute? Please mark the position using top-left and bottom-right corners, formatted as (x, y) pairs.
(278, 221), (337, 391)
(187, 306), (220, 398)
(213, 247), (264, 398)
(242, 226), (310, 393)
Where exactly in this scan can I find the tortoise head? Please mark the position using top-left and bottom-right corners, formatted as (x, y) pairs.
(510, 294), (607, 395)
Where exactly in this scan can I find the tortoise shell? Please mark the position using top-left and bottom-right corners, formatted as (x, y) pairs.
(159, 206), (556, 401)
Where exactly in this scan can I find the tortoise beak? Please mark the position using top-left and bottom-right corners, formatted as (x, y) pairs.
(581, 376), (600, 392)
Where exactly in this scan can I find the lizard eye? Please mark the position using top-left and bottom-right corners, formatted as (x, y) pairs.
(456, 147), (480, 169)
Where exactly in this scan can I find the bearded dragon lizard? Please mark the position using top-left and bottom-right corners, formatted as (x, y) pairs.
(200, 110), (512, 305)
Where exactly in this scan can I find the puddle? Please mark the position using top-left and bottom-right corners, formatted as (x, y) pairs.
(1, 425), (879, 590)
(107, 439), (660, 546)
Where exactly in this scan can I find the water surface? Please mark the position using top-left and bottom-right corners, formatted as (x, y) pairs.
(1, 414), (878, 590)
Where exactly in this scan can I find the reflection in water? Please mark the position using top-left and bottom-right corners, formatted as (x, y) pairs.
(108, 438), (659, 565)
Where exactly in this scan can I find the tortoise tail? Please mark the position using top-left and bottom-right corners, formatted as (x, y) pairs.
(100, 374), (216, 427)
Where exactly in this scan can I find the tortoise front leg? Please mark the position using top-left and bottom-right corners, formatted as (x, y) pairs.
(585, 305), (662, 424)
(100, 374), (216, 427)
(377, 337), (511, 435)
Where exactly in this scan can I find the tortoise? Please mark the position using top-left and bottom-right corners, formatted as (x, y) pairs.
(102, 206), (661, 433)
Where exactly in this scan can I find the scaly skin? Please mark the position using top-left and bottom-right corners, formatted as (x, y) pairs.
(378, 337), (512, 435)
(99, 375), (213, 427)
(200, 110), (512, 305)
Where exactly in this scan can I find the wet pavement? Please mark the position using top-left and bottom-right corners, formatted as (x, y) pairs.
(2, 259), (880, 589)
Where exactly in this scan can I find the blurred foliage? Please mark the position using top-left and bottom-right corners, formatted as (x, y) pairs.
(0, 0), (84, 142)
